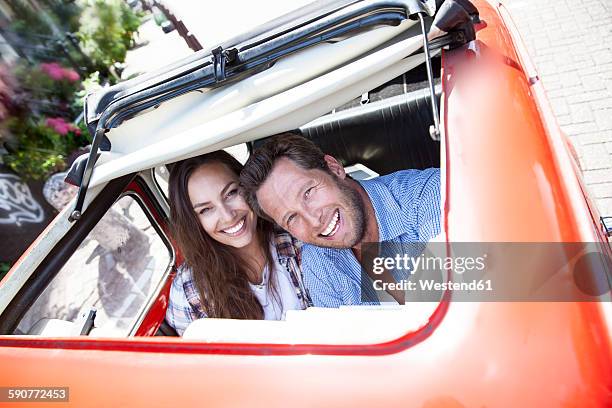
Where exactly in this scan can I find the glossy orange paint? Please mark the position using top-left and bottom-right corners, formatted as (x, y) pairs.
(0, 1), (609, 407)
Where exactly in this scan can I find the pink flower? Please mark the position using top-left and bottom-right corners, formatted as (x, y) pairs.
(39, 63), (80, 82)
(40, 62), (65, 81)
(63, 69), (80, 82)
(46, 117), (71, 135)
(45, 117), (81, 136)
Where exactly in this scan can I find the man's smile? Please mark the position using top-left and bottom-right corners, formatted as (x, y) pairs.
(319, 209), (340, 238)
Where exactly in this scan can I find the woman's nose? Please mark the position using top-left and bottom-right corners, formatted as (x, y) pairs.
(218, 204), (236, 222)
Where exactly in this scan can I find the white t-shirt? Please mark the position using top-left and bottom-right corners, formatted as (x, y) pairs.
(249, 244), (302, 320)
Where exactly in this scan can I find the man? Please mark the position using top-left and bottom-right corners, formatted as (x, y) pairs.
(240, 133), (441, 307)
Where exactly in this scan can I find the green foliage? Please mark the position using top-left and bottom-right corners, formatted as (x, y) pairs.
(6, 0), (53, 40)
(0, 64), (19, 122)
(4, 150), (65, 181)
(14, 62), (81, 116)
(1, 1), (144, 181)
(39, 0), (84, 33)
(7, 0), (84, 36)
(77, 0), (142, 74)
(120, 2), (144, 48)
(4, 117), (87, 180)
(72, 71), (102, 113)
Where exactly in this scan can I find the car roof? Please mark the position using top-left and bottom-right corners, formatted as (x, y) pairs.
(85, 0), (361, 123)
(76, 1), (442, 180)
(70, 0), (454, 220)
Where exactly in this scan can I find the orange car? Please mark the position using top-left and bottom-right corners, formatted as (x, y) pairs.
(0, 0), (610, 406)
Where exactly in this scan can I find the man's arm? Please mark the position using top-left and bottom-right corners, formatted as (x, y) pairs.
(415, 169), (442, 241)
(392, 168), (442, 242)
(301, 246), (345, 308)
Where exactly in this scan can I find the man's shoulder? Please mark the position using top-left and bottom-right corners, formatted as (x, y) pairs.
(371, 168), (439, 203)
(301, 244), (351, 289)
(358, 168), (438, 206)
(377, 168), (439, 188)
(301, 244), (350, 272)
(301, 243), (338, 260)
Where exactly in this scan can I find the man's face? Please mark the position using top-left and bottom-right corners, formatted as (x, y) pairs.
(256, 156), (366, 249)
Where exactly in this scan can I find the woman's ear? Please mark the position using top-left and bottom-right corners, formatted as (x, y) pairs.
(324, 155), (346, 179)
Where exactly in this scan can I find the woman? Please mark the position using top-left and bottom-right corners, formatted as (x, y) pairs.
(166, 150), (311, 335)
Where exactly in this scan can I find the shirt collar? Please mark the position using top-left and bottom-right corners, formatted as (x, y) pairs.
(358, 177), (405, 241)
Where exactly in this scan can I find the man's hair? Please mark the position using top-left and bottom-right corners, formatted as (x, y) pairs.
(240, 132), (328, 219)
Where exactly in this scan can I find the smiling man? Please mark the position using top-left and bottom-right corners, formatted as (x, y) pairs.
(240, 133), (441, 307)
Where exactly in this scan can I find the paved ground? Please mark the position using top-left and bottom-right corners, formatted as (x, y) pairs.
(503, 0), (612, 217)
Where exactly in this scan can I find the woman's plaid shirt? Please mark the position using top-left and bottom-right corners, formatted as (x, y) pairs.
(166, 229), (313, 335)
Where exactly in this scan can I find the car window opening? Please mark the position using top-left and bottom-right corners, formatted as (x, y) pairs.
(12, 54), (444, 344)
(155, 57), (445, 343)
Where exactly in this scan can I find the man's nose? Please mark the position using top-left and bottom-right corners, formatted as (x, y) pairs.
(303, 205), (323, 229)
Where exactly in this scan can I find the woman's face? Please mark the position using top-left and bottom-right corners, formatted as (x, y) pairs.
(187, 161), (257, 248)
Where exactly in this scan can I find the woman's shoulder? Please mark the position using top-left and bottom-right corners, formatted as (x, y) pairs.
(170, 263), (199, 301)
(174, 263), (194, 282)
(272, 227), (302, 260)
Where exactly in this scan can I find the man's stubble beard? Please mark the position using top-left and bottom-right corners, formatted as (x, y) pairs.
(335, 177), (366, 249)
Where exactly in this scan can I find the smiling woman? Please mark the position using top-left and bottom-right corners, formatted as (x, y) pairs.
(165, 151), (311, 335)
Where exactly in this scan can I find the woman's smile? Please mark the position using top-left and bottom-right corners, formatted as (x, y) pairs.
(220, 216), (247, 236)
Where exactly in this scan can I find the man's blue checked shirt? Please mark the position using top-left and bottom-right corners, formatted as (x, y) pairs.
(301, 168), (441, 307)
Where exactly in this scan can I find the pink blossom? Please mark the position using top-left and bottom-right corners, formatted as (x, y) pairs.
(46, 117), (70, 135)
(45, 117), (80, 136)
(40, 62), (65, 81)
(39, 63), (80, 82)
(63, 69), (80, 82)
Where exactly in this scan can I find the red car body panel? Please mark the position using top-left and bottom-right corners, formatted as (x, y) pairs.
(0, 1), (609, 407)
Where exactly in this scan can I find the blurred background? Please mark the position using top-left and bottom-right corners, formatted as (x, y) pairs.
(0, 0), (192, 281)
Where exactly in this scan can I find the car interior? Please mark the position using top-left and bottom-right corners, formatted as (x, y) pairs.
(3, 52), (444, 342)
(164, 56), (445, 341)
(256, 57), (442, 175)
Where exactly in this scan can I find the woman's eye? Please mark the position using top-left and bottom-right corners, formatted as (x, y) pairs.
(199, 207), (211, 215)
(226, 188), (238, 198)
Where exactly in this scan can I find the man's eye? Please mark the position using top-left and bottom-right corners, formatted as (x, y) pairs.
(304, 187), (314, 199)
(286, 214), (296, 226)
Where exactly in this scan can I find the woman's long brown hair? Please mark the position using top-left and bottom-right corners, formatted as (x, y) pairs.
(168, 151), (278, 319)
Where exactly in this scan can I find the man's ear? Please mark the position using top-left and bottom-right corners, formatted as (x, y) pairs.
(324, 155), (346, 179)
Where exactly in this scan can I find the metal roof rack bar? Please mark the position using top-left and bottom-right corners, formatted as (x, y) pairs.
(70, 0), (436, 222)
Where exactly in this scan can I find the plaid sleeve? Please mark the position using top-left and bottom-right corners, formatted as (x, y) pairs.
(165, 265), (202, 336)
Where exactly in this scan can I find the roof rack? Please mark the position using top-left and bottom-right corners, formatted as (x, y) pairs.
(69, 0), (477, 222)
